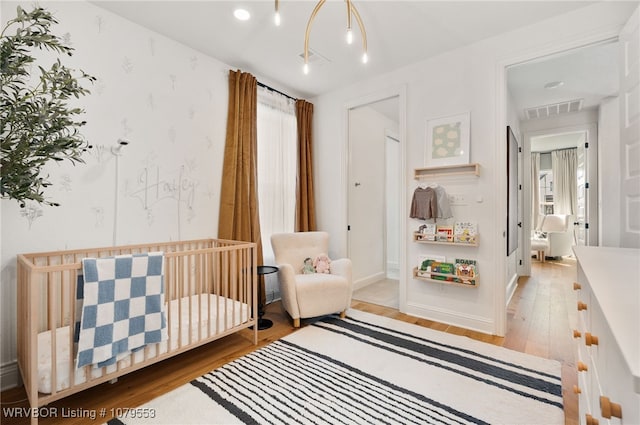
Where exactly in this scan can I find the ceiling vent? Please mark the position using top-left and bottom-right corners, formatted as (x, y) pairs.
(525, 99), (583, 120)
(298, 48), (330, 65)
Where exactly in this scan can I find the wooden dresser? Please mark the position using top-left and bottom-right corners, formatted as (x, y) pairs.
(573, 246), (640, 425)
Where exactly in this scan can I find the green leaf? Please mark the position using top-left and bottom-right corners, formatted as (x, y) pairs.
(1, 5), (95, 207)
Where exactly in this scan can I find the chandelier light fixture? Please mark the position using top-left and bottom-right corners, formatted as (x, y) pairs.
(298, 0), (368, 75)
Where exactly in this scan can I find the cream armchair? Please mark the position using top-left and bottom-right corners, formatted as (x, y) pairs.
(543, 214), (574, 258)
(531, 214), (574, 261)
(270, 231), (352, 327)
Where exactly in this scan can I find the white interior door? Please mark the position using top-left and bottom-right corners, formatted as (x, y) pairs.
(576, 134), (587, 246)
(347, 97), (400, 288)
(385, 134), (401, 279)
(619, 6), (640, 248)
(348, 107), (386, 287)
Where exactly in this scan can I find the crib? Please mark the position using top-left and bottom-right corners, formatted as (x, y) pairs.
(16, 238), (258, 424)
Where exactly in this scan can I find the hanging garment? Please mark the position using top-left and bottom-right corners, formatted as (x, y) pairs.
(434, 185), (453, 219)
(410, 187), (438, 220)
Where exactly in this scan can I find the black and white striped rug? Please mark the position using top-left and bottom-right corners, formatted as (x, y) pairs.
(112, 310), (563, 424)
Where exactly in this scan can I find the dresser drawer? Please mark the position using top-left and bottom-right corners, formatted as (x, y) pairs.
(590, 298), (638, 425)
(576, 367), (592, 424)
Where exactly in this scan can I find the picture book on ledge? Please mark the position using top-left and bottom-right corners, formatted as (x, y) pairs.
(416, 255), (445, 277)
(416, 223), (437, 241)
(454, 258), (477, 285)
(454, 221), (477, 244)
(436, 225), (454, 242)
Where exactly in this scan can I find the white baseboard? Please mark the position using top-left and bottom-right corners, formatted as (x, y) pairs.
(506, 274), (519, 306)
(386, 262), (399, 280)
(405, 301), (495, 335)
(1, 361), (20, 391)
(352, 272), (386, 291)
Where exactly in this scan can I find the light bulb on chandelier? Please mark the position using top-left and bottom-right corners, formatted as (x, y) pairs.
(274, 0), (281, 26)
(346, 28), (353, 44)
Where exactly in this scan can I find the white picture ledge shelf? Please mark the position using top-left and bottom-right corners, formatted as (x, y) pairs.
(414, 163), (480, 179)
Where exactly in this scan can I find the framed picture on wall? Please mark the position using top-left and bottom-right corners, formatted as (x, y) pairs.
(425, 112), (470, 166)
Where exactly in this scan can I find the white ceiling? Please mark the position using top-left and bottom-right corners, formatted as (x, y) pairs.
(507, 40), (620, 120)
(90, 0), (617, 101)
(89, 0), (635, 151)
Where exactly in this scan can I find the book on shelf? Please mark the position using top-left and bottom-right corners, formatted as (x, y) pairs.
(432, 262), (455, 274)
(436, 225), (454, 242)
(417, 259), (455, 280)
(454, 222), (477, 244)
(416, 223), (437, 241)
(416, 255), (445, 277)
(454, 258), (477, 285)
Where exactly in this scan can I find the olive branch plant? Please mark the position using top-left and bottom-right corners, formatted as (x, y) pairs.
(1, 6), (95, 207)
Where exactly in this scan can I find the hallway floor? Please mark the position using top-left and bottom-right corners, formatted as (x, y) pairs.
(352, 278), (399, 309)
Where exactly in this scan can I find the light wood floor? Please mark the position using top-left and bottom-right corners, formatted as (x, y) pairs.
(352, 278), (399, 309)
(1, 258), (578, 425)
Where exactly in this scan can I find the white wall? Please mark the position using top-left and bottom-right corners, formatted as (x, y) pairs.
(312, 2), (635, 334)
(598, 97), (621, 247)
(0, 1), (231, 389)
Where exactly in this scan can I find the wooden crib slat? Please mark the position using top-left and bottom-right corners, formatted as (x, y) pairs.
(68, 269), (77, 394)
(48, 271), (58, 396)
(28, 265), (39, 424)
(188, 253), (194, 345)
(231, 249), (237, 327)
(195, 252), (202, 342)
(209, 250), (215, 337)
(213, 249), (220, 335)
(222, 249), (229, 332)
(178, 254), (184, 349)
(165, 256), (173, 354)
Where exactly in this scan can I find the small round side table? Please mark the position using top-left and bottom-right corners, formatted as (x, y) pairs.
(255, 265), (278, 330)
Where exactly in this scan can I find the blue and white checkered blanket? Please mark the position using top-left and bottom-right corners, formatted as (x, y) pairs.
(76, 252), (168, 369)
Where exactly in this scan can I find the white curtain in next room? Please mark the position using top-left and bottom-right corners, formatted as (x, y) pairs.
(531, 152), (541, 230)
(552, 148), (577, 216)
(257, 86), (297, 300)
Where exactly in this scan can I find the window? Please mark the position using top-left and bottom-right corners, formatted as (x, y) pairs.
(257, 87), (297, 268)
(539, 170), (554, 215)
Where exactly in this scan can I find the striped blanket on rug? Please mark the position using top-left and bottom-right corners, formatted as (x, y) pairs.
(108, 309), (563, 424)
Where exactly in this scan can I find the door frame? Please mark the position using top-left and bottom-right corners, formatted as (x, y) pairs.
(385, 129), (401, 280)
(495, 29), (619, 336)
(344, 85), (407, 310)
(521, 123), (598, 275)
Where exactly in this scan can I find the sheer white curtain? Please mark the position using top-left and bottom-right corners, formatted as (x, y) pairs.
(257, 86), (297, 298)
(552, 148), (577, 215)
(531, 152), (541, 230)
